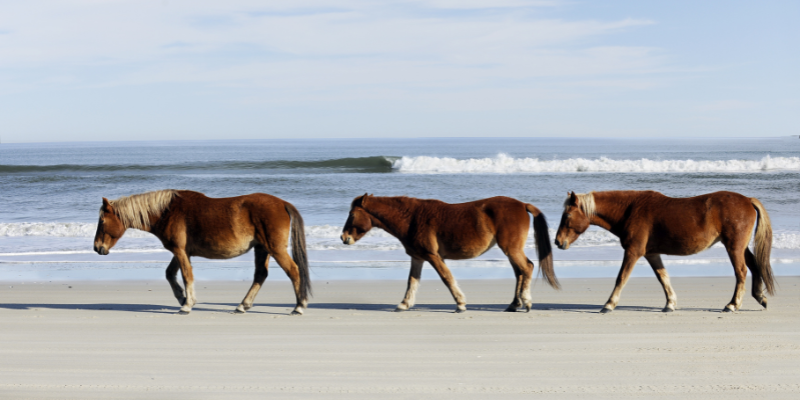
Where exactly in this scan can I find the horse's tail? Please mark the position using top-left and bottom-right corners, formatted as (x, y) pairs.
(526, 204), (559, 289)
(750, 198), (775, 295)
(285, 202), (311, 300)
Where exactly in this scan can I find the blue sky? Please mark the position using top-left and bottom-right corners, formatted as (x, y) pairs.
(0, 0), (797, 142)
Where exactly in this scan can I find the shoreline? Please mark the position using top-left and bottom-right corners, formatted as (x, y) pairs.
(1, 259), (799, 282)
(1, 277), (799, 399)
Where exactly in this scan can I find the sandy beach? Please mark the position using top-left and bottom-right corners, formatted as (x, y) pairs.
(1, 276), (798, 399)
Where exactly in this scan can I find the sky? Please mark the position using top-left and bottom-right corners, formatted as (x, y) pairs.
(0, 0), (798, 142)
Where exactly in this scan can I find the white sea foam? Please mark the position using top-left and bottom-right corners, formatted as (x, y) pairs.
(0, 249), (169, 256)
(392, 154), (800, 174)
(0, 223), (150, 238)
(3, 223), (800, 250)
(305, 224), (395, 238)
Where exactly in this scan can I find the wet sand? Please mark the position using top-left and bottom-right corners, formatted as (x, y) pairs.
(1, 276), (799, 399)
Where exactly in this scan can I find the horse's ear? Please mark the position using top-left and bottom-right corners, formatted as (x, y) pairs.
(361, 193), (369, 206)
(102, 197), (111, 209)
(568, 192), (578, 205)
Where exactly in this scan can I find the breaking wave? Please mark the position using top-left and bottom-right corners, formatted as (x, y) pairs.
(6, 155), (799, 175)
(391, 154), (800, 174)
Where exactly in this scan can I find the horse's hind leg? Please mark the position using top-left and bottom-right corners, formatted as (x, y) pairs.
(744, 248), (767, 309)
(426, 255), (467, 313)
(236, 247), (270, 313)
(644, 254), (677, 312)
(396, 258), (424, 312)
(723, 245), (748, 312)
(165, 256), (186, 306)
(505, 251), (532, 312)
(504, 262), (523, 312)
(272, 250), (306, 315)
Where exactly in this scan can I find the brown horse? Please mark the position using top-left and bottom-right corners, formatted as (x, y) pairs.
(340, 195), (557, 312)
(93, 190), (310, 315)
(554, 190), (774, 313)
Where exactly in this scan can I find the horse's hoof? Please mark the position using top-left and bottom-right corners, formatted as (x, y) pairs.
(290, 310), (303, 316)
(455, 308), (466, 313)
(759, 299), (768, 309)
(662, 307), (674, 313)
(525, 304), (532, 313)
(395, 307), (408, 312)
(503, 306), (517, 312)
(600, 307), (613, 314)
(177, 310), (191, 315)
(721, 307), (734, 313)
(234, 308), (246, 314)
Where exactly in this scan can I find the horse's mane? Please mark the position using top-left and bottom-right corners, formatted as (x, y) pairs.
(104, 190), (179, 230)
(565, 192), (596, 219)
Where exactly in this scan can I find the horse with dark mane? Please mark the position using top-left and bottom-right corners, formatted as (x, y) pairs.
(555, 190), (774, 313)
(340, 195), (557, 312)
(93, 190), (310, 315)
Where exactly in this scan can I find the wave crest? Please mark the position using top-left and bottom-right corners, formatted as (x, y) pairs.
(392, 154), (800, 174)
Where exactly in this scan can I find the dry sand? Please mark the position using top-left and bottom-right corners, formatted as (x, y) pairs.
(1, 276), (799, 399)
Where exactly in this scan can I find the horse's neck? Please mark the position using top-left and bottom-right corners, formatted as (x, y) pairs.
(130, 212), (161, 234)
(365, 198), (412, 238)
(591, 192), (635, 232)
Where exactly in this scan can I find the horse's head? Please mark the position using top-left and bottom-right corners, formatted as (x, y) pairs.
(555, 192), (591, 250)
(93, 197), (125, 255)
(341, 194), (373, 245)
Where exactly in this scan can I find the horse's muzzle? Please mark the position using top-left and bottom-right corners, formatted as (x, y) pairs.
(554, 239), (570, 250)
(94, 245), (109, 255)
(340, 234), (354, 245)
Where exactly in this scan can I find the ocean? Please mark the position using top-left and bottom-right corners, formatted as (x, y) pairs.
(1, 137), (799, 281)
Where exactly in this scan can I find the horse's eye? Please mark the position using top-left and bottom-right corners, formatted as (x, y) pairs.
(566, 214), (571, 218)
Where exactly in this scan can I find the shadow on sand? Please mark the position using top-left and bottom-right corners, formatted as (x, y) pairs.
(0, 302), (746, 315)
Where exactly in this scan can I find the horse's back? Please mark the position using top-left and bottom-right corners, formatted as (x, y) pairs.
(650, 191), (755, 223)
(415, 196), (527, 231)
(623, 191), (757, 255)
(412, 196), (530, 258)
(170, 191), (292, 258)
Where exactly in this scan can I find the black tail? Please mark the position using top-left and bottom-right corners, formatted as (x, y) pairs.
(527, 204), (559, 289)
(285, 203), (311, 300)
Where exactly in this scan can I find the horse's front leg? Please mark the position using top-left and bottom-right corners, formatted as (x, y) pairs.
(396, 258), (424, 312)
(165, 256), (186, 306)
(426, 255), (467, 313)
(644, 254), (677, 312)
(174, 251), (196, 314)
(602, 250), (642, 313)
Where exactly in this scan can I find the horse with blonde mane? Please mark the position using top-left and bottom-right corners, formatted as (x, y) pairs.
(93, 190), (310, 315)
(555, 190), (774, 313)
(340, 194), (557, 312)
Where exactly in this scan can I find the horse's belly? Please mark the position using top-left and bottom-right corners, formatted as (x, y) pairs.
(191, 236), (255, 259)
(651, 236), (719, 256)
(440, 238), (496, 260)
